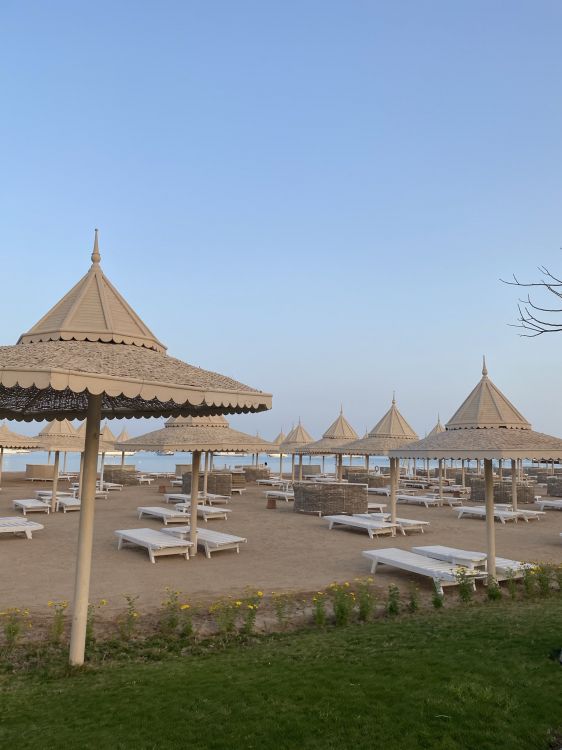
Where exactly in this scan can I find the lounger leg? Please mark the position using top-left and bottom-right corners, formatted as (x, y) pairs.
(25, 529), (32, 540)
(205, 543), (211, 559)
(368, 529), (373, 539)
(370, 560), (378, 575)
(434, 579), (444, 596)
(117, 537), (123, 550)
(149, 549), (155, 563)
(328, 521), (334, 530)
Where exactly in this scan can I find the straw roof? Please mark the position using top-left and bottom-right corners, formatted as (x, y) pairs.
(38, 419), (115, 452)
(0, 232), (271, 421)
(278, 421), (314, 454)
(390, 359), (562, 460)
(116, 427), (130, 442)
(295, 408), (358, 454)
(332, 397), (418, 456)
(428, 415), (445, 437)
(116, 415), (276, 453)
(0, 422), (40, 450)
(272, 430), (286, 446)
(446, 357), (530, 430)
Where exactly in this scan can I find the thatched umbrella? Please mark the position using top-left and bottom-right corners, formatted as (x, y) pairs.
(294, 408), (358, 480)
(389, 358), (562, 579)
(332, 397), (418, 476)
(278, 420), (315, 479)
(0, 230), (271, 664)
(118, 415), (275, 496)
(0, 423), (40, 488)
(271, 429), (286, 477)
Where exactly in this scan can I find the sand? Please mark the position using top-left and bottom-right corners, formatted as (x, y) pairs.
(0, 472), (561, 616)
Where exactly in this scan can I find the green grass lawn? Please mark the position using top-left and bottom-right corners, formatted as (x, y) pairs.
(0, 599), (561, 750)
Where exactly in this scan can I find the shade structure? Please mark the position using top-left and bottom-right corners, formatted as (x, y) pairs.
(271, 430), (286, 447)
(294, 408), (358, 455)
(427, 415), (445, 438)
(389, 357), (562, 580)
(278, 420), (314, 454)
(37, 419), (114, 453)
(0, 230), (271, 665)
(0, 422), (40, 450)
(117, 415), (276, 454)
(331, 396), (418, 456)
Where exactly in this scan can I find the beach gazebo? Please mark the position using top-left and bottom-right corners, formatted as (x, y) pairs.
(278, 421), (315, 480)
(332, 396), (418, 473)
(0, 423), (40, 488)
(294, 408), (358, 480)
(0, 230), (271, 665)
(389, 358), (562, 579)
(271, 429), (286, 477)
(118, 415), (275, 493)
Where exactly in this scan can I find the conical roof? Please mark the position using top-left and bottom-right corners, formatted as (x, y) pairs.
(272, 430), (286, 446)
(40, 419), (78, 438)
(18, 230), (166, 353)
(0, 423), (40, 449)
(279, 421), (314, 453)
(116, 428), (130, 442)
(0, 231), (271, 421)
(74, 420), (116, 452)
(332, 397), (418, 456)
(389, 359), (562, 460)
(446, 357), (530, 430)
(428, 415), (445, 438)
(295, 408), (358, 454)
(117, 417), (276, 454)
(166, 415), (229, 428)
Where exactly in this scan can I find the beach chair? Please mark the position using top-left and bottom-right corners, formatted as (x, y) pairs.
(137, 506), (192, 524)
(137, 475), (154, 485)
(56, 496), (82, 513)
(361, 548), (485, 595)
(363, 513), (429, 534)
(0, 517), (44, 539)
(265, 490), (294, 502)
(367, 487), (390, 496)
(115, 528), (192, 563)
(494, 504), (545, 521)
(202, 493), (231, 505)
(396, 494), (441, 508)
(35, 490), (74, 501)
(163, 493), (190, 504)
(412, 545), (532, 579)
(455, 506), (519, 523)
(534, 497), (562, 511)
(162, 526), (247, 558)
(173, 503), (230, 521)
(367, 501), (387, 512)
(101, 482), (123, 491)
(324, 515), (397, 538)
(13, 498), (50, 515)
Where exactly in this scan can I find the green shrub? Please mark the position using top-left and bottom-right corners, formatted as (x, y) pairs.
(311, 592), (327, 628)
(328, 583), (355, 627)
(48, 600), (69, 645)
(407, 586), (419, 614)
(386, 585), (401, 617)
(456, 569), (474, 604)
(486, 579), (502, 602)
(355, 578), (376, 622)
(432, 582), (444, 609)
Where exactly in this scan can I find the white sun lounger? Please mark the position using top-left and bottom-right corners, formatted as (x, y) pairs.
(412, 545), (532, 579)
(163, 493), (191, 504)
(367, 501), (387, 512)
(115, 528), (193, 563)
(455, 506), (519, 523)
(56, 496), (82, 513)
(362, 548), (486, 595)
(35, 490), (74, 501)
(265, 490), (294, 502)
(363, 514), (430, 534)
(367, 487), (390, 496)
(324, 515), (397, 538)
(397, 494), (441, 508)
(13, 499), (51, 515)
(534, 497), (562, 511)
(494, 504), (545, 521)
(0, 517), (44, 539)
(101, 482), (123, 491)
(173, 503), (230, 521)
(137, 506), (192, 524)
(256, 478), (285, 487)
(203, 493), (231, 505)
(162, 526), (247, 558)
(137, 475), (154, 485)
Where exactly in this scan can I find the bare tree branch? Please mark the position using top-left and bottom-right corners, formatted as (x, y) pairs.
(502, 265), (562, 335)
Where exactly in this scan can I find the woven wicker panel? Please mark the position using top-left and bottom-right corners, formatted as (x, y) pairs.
(240, 467), (269, 483)
(466, 477), (537, 503)
(181, 471), (232, 496)
(293, 482), (368, 516)
(546, 477), (562, 497)
(104, 466), (138, 485)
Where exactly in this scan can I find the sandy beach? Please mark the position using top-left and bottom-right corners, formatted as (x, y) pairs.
(1, 472), (561, 617)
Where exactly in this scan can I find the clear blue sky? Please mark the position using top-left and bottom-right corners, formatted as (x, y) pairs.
(2, 1), (562, 440)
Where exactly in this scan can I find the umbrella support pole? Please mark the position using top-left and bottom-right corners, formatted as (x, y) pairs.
(511, 459), (518, 511)
(120, 451), (125, 468)
(390, 457), (398, 524)
(203, 451), (209, 497)
(69, 393), (102, 666)
(291, 455), (295, 481)
(484, 458), (496, 581)
(50, 451), (60, 513)
(0, 446), (3, 488)
(99, 453), (106, 491)
(461, 459), (465, 487)
(438, 459), (444, 503)
(298, 454), (303, 481)
(279, 452), (283, 479)
(190, 451), (201, 555)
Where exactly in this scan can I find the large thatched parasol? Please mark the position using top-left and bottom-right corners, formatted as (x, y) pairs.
(0, 423), (40, 487)
(278, 421), (315, 479)
(294, 408), (358, 479)
(0, 231), (271, 664)
(389, 358), (562, 579)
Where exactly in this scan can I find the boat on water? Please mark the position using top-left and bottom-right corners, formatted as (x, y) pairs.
(157, 450), (174, 456)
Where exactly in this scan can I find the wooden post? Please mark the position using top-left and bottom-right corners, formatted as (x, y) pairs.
(426, 459), (430, 481)
(0, 445), (4, 488)
(498, 459), (503, 480)
(78, 452), (85, 498)
(390, 457), (398, 524)
(484, 458), (496, 580)
(279, 452), (283, 479)
(190, 451), (202, 555)
(321, 455), (325, 473)
(365, 454), (369, 471)
(50, 451), (60, 512)
(99, 452), (106, 490)
(63, 451), (68, 474)
(291, 454), (295, 481)
(438, 459), (444, 503)
(511, 458), (518, 511)
(298, 454), (303, 481)
(120, 450), (125, 468)
(203, 451), (210, 498)
(461, 459), (466, 487)
(69, 393), (102, 666)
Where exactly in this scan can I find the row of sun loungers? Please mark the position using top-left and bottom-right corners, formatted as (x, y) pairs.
(163, 493), (231, 506)
(362, 545), (530, 595)
(137, 505), (230, 524)
(324, 514), (430, 538)
(114, 526), (247, 562)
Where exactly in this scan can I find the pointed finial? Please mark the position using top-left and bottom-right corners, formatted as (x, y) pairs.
(482, 355), (488, 378)
(392, 391), (396, 405)
(91, 228), (101, 265)
(340, 403), (343, 415)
